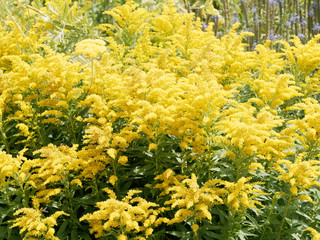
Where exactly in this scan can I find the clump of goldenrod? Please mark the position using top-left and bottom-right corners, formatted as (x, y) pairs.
(11, 202), (68, 240)
(155, 169), (265, 235)
(274, 153), (320, 202)
(219, 177), (265, 214)
(155, 170), (224, 225)
(80, 188), (159, 239)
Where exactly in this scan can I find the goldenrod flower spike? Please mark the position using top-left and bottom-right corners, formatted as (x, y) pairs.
(305, 228), (320, 240)
(11, 207), (68, 240)
(80, 189), (159, 239)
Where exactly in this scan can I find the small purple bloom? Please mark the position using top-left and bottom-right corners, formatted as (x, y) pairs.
(269, 0), (277, 5)
(251, 42), (257, 51)
(289, 13), (298, 22)
(267, 30), (282, 41)
(212, 15), (219, 20)
(312, 23), (320, 31)
(312, 2), (317, 9)
(251, 6), (257, 13)
(201, 24), (208, 30)
(253, 15), (262, 24)
(300, 18), (307, 26)
(233, 13), (239, 23)
(298, 33), (305, 39)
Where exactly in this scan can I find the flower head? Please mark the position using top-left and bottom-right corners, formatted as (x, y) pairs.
(75, 39), (106, 59)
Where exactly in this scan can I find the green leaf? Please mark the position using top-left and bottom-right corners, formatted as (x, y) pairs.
(71, 227), (78, 240)
(56, 219), (71, 238)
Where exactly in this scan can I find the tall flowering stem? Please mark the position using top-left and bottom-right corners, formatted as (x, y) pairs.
(276, 193), (293, 240)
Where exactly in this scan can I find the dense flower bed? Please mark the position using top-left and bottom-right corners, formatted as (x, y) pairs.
(1, 1), (320, 239)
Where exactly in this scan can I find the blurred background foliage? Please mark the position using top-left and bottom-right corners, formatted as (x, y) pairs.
(1, 0), (320, 53)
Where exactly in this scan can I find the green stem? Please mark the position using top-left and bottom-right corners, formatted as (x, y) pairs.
(226, 213), (235, 240)
(307, 200), (320, 226)
(0, 0), (26, 37)
(93, 176), (100, 202)
(276, 193), (293, 240)
(183, 0), (190, 13)
(25, 4), (48, 18)
(112, 159), (119, 194)
(0, 124), (10, 153)
(36, 123), (45, 146)
(191, 214), (198, 240)
(260, 193), (281, 240)
(15, 174), (29, 208)
(65, 178), (74, 212)
(67, 113), (78, 144)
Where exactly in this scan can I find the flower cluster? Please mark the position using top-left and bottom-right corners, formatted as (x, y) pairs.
(80, 189), (159, 239)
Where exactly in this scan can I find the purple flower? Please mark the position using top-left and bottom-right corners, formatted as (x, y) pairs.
(217, 31), (223, 37)
(212, 15), (219, 20)
(269, 0), (277, 5)
(253, 15), (262, 24)
(233, 13), (239, 23)
(289, 13), (299, 22)
(312, 1), (317, 8)
(312, 23), (320, 31)
(251, 7), (257, 13)
(298, 33), (305, 39)
(285, 20), (291, 27)
(201, 24), (208, 30)
(300, 18), (307, 26)
(251, 42), (257, 51)
(267, 30), (282, 41)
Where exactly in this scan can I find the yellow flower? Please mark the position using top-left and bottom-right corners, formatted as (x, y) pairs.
(107, 148), (118, 159)
(191, 224), (199, 234)
(80, 189), (158, 238)
(118, 156), (128, 165)
(305, 228), (320, 240)
(221, 177), (265, 213)
(156, 171), (224, 223)
(118, 234), (127, 240)
(109, 175), (118, 186)
(213, 104), (291, 160)
(298, 195), (316, 204)
(148, 143), (157, 151)
(84, 125), (113, 150)
(145, 228), (153, 237)
(274, 153), (320, 197)
(0, 151), (21, 186)
(75, 39), (106, 59)
(11, 207), (68, 240)
(16, 123), (29, 137)
(70, 179), (83, 187)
